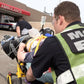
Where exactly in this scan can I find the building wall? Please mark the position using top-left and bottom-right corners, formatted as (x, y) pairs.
(0, 0), (52, 21)
(29, 21), (54, 29)
(25, 7), (52, 22)
(0, 0), (54, 31)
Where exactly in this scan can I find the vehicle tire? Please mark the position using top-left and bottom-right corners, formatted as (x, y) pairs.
(9, 26), (13, 31)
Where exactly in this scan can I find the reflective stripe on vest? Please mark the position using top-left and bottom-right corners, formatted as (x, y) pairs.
(57, 70), (74, 84)
(72, 63), (84, 79)
(57, 64), (84, 84)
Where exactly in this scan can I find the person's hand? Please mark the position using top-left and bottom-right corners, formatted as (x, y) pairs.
(17, 43), (26, 62)
(19, 42), (26, 51)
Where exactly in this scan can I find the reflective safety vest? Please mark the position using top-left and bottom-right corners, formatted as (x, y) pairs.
(52, 23), (84, 84)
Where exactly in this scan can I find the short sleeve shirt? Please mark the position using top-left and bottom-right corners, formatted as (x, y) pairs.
(31, 36), (71, 78)
(16, 20), (32, 31)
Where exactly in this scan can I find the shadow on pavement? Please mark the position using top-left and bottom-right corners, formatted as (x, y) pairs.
(0, 28), (16, 32)
(0, 73), (7, 81)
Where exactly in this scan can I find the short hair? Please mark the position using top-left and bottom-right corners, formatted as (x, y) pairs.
(18, 17), (25, 21)
(54, 1), (81, 22)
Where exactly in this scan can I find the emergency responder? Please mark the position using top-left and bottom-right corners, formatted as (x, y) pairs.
(24, 1), (84, 84)
(16, 17), (32, 37)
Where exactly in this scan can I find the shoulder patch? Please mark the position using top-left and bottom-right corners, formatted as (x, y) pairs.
(61, 28), (84, 53)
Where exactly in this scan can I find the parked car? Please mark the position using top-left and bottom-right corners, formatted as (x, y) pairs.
(0, 14), (16, 30)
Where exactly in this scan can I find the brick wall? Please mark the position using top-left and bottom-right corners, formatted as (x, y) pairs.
(0, 0), (55, 31)
(0, 0), (52, 22)
(29, 21), (55, 33)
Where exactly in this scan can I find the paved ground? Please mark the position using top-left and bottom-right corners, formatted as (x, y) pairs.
(0, 29), (25, 84)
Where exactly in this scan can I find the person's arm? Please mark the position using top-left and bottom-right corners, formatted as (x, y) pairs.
(17, 43), (34, 62)
(16, 26), (21, 37)
(17, 43), (26, 61)
(26, 66), (36, 81)
(26, 37), (56, 82)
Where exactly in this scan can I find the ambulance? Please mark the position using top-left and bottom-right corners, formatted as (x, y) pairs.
(0, 14), (16, 30)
